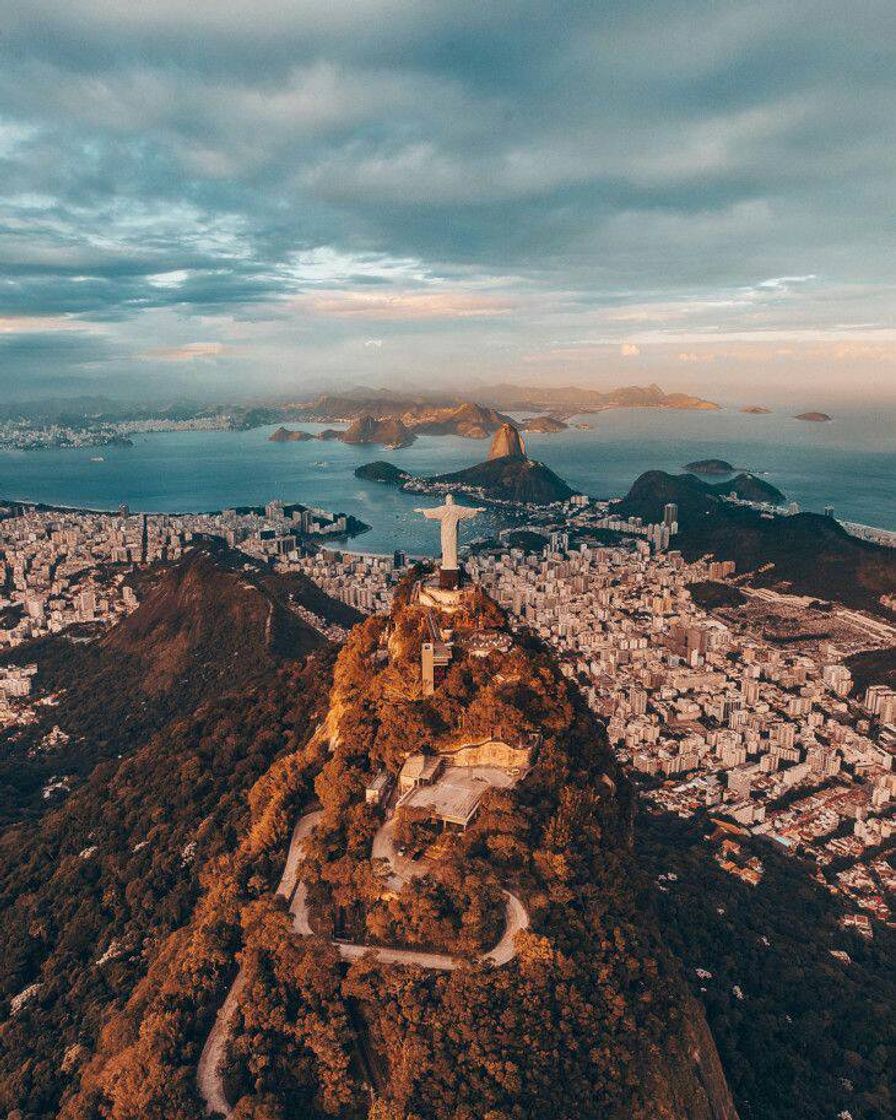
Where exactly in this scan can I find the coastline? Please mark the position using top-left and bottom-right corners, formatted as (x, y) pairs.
(0, 495), (372, 541)
(1, 407), (893, 544)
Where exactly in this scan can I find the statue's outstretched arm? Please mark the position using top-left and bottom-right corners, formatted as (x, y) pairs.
(414, 508), (442, 519)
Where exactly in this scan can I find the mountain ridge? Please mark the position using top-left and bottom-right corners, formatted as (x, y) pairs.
(0, 545), (359, 823)
(617, 470), (896, 614)
(282, 384), (719, 430)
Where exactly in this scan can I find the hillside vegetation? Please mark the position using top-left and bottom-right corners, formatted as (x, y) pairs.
(618, 471), (896, 615)
(0, 546), (358, 825)
(638, 811), (896, 1120)
(205, 582), (739, 1119)
(0, 631), (336, 1118)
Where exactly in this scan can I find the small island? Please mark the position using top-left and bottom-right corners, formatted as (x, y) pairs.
(354, 461), (412, 485)
(339, 414), (416, 448)
(741, 405), (772, 414)
(269, 426), (314, 442)
(795, 411), (832, 422)
(685, 458), (736, 475)
(518, 415), (568, 432)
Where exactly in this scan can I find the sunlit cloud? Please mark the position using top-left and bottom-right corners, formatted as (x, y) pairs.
(295, 290), (516, 320)
(143, 341), (228, 361)
(0, 315), (88, 334)
(677, 351), (716, 363)
(0, 2), (893, 399)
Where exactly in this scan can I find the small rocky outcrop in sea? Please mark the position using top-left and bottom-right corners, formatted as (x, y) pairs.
(340, 414), (416, 448)
(269, 427), (313, 442)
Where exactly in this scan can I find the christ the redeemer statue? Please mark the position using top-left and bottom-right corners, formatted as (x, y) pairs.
(415, 495), (485, 589)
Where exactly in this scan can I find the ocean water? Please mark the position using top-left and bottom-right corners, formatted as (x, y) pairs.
(0, 407), (893, 554)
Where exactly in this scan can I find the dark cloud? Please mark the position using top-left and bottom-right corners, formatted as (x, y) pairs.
(0, 0), (893, 397)
(0, 329), (117, 393)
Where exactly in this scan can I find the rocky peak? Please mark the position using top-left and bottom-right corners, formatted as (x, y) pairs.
(488, 422), (526, 460)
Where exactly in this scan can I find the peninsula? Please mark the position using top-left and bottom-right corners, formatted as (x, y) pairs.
(355, 423), (576, 505)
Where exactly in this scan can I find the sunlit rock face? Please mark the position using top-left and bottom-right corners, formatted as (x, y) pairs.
(488, 423), (526, 461)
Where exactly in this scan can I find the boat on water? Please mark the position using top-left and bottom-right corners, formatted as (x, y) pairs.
(89, 456), (105, 463)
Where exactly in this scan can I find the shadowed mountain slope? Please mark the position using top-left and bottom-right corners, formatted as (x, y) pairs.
(617, 471), (895, 614)
(619, 470), (784, 521)
(0, 547), (358, 823)
(432, 453), (576, 503)
(0, 649), (335, 1120)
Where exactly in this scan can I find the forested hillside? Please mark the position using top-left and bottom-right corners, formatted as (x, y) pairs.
(0, 648), (336, 1118)
(4, 559), (888, 1120)
(617, 471), (896, 615)
(637, 812), (896, 1120)
(0, 545), (360, 825)
(0, 573), (745, 1119)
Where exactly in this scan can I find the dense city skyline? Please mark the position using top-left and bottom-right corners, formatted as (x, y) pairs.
(1, 1), (895, 403)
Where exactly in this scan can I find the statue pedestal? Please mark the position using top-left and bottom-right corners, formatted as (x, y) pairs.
(439, 566), (461, 590)
(419, 579), (474, 614)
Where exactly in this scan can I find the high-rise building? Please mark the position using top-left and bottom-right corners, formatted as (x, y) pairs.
(864, 684), (896, 716)
(663, 503), (678, 529)
(628, 686), (647, 716)
(822, 663), (852, 697)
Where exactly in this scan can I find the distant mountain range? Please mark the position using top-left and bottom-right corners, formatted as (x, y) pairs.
(259, 386), (719, 449)
(287, 383), (719, 428)
(1, 385), (721, 441)
(475, 381), (720, 417)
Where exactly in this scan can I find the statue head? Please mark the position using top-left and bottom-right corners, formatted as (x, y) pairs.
(445, 494), (455, 505)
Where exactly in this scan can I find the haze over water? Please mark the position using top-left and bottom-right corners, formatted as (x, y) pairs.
(1, 406), (893, 554)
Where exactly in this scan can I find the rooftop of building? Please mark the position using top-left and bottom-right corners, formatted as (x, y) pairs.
(401, 764), (517, 827)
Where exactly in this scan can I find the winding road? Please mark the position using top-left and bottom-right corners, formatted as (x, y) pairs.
(197, 807), (529, 1115)
(196, 811), (324, 1117)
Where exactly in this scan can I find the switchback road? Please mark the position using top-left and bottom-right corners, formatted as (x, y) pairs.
(198, 807), (529, 1115)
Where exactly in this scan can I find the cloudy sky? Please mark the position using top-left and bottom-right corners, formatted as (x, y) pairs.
(1, 0), (894, 404)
